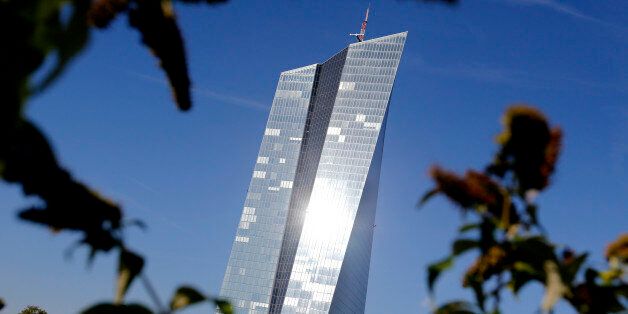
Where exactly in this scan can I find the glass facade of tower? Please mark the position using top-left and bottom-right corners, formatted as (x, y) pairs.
(220, 32), (407, 314)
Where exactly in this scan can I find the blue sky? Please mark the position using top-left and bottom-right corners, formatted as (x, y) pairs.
(1, 0), (627, 313)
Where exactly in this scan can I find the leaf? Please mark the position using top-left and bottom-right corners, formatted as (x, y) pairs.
(32, 0), (92, 93)
(418, 188), (439, 207)
(170, 286), (206, 310)
(452, 239), (478, 256)
(459, 223), (480, 233)
(87, 0), (130, 28)
(128, 0), (192, 111)
(115, 249), (145, 304)
(541, 261), (567, 312)
(525, 204), (541, 228)
(434, 300), (479, 314)
(214, 299), (233, 314)
(428, 256), (454, 292)
(81, 303), (152, 314)
(561, 253), (587, 284)
(512, 236), (556, 270)
(468, 280), (486, 311)
(510, 262), (540, 295)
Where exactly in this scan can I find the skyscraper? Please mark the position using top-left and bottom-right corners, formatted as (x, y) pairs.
(219, 29), (407, 313)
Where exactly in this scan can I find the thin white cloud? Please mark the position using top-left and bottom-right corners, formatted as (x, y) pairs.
(124, 69), (268, 111)
(503, 0), (602, 23)
(410, 58), (628, 93)
(192, 86), (268, 111)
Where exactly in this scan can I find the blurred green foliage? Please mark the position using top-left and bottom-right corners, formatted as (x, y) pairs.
(18, 305), (48, 314)
(421, 105), (628, 313)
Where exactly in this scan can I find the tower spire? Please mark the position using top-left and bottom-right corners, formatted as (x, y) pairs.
(349, 4), (370, 42)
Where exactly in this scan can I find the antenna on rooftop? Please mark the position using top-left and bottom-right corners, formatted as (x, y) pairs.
(349, 4), (370, 42)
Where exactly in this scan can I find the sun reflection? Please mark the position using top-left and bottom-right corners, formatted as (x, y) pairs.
(301, 179), (351, 244)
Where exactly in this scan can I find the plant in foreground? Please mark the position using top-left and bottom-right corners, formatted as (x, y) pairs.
(421, 105), (627, 313)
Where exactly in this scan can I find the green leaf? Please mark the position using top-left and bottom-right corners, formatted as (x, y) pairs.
(459, 223), (480, 233)
(214, 299), (233, 314)
(81, 303), (152, 314)
(434, 300), (479, 314)
(116, 250), (145, 304)
(418, 188), (439, 207)
(452, 239), (478, 256)
(428, 256), (454, 292)
(170, 286), (207, 311)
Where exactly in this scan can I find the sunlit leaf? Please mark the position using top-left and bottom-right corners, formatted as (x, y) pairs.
(215, 299), (233, 314)
(81, 303), (152, 314)
(428, 256), (454, 292)
(605, 233), (628, 263)
(115, 249), (145, 304)
(541, 261), (567, 312)
(170, 286), (206, 310)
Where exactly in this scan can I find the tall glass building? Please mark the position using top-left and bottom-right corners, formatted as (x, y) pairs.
(219, 31), (407, 314)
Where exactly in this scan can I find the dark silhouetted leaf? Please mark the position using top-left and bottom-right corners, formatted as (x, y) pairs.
(468, 280), (486, 311)
(6, 121), (123, 262)
(128, 0), (191, 111)
(428, 256), (454, 292)
(418, 188), (439, 207)
(510, 269), (536, 295)
(116, 249), (145, 304)
(87, 0), (130, 28)
(81, 303), (152, 314)
(434, 300), (479, 314)
(561, 253), (587, 284)
(453, 239), (478, 256)
(32, 0), (92, 94)
(512, 236), (555, 271)
(170, 286), (206, 310)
